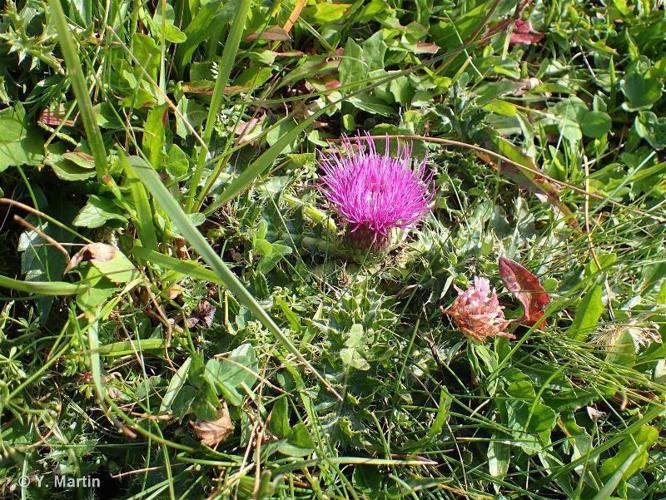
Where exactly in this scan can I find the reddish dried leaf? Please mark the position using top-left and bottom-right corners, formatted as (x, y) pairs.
(39, 108), (76, 127)
(509, 20), (544, 45)
(498, 257), (550, 325)
(187, 301), (216, 329)
(510, 32), (544, 44)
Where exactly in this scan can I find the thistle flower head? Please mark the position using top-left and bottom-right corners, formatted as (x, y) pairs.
(319, 135), (434, 250)
(443, 277), (514, 342)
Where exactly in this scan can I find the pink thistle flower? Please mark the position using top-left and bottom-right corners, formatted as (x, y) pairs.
(442, 277), (515, 342)
(319, 135), (434, 250)
(509, 19), (544, 45)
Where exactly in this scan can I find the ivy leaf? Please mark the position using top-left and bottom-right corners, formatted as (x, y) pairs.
(499, 257), (550, 325)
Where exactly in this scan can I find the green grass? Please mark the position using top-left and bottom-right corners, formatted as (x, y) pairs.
(0, 0), (665, 498)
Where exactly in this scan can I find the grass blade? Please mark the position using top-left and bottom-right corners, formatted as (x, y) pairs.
(48, 0), (107, 179)
(185, 0), (253, 211)
(0, 274), (81, 296)
(121, 151), (158, 251)
(127, 155), (341, 401)
(208, 110), (329, 212)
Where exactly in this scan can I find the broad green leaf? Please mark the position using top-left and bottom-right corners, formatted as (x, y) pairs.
(268, 396), (290, 438)
(75, 267), (117, 311)
(362, 31), (388, 72)
(174, 1), (237, 72)
(121, 152), (158, 251)
(635, 111), (666, 149)
(340, 347), (370, 371)
(274, 296), (302, 333)
(560, 413), (593, 474)
(0, 103), (44, 172)
(567, 285), (604, 341)
(340, 324), (370, 371)
(73, 195), (128, 228)
(310, 2), (350, 23)
(581, 111), (612, 139)
(605, 328), (636, 366)
(551, 97), (587, 143)
(142, 104), (167, 168)
(151, 3), (187, 43)
(18, 217), (68, 321)
(488, 435), (510, 479)
(160, 358), (192, 413)
(205, 343), (258, 406)
(166, 144), (189, 179)
(132, 33), (161, 81)
(277, 422), (314, 457)
(266, 119), (298, 155)
(620, 69), (663, 111)
(45, 149), (97, 181)
(597, 425), (659, 498)
(339, 38), (366, 88)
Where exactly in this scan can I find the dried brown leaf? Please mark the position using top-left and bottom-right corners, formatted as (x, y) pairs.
(191, 404), (234, 448)
(65, 242), (117, 273)
(246, 26), (291, 42)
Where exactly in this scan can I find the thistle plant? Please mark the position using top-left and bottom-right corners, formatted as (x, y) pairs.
(319, 135), (434, 251)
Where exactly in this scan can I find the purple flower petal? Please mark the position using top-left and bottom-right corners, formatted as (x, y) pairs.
(319, 135), (434, 249)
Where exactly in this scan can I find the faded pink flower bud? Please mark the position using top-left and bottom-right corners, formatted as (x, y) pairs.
(443, 277), (515, 342)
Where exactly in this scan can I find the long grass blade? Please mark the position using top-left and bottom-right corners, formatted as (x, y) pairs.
(185, 0), (253, 211)
(121, 151), (158, 251)
(209, 110), (329, 211)
(48, 0), (107, 179)
(127, 155), (342, 400)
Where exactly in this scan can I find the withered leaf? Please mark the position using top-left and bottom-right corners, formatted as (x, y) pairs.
(65, 242), (138, 283)
(498, 256), (550, 325)
(246, 26), (291, 42)
(186, 301), (216, 329)
(65, 242), (117, 273)
(191, 403), (234, 448)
